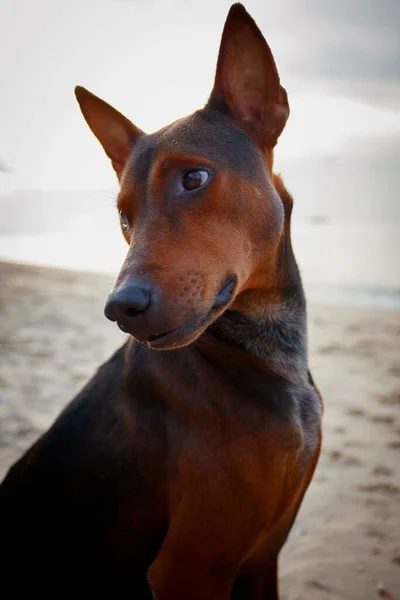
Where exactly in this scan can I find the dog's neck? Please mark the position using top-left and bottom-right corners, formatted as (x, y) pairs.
(198, 181), (308, 385)
(203, 288), (307, 385)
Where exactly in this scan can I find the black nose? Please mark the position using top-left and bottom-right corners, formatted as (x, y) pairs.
(104, 284), (151, 326)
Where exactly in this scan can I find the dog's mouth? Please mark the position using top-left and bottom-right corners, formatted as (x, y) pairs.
(147, 313), (209, 349)
(147, 275), (237, 350)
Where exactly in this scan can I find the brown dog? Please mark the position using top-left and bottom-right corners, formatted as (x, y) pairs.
(0, 4), (322, 598)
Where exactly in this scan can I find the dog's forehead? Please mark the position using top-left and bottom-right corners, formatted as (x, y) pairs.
(128, 110), (264, 182)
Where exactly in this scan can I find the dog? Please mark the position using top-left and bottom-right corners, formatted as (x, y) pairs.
(0, 4), (322, 598)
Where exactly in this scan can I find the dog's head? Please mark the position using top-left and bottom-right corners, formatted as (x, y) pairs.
(75, 4), (290, 350)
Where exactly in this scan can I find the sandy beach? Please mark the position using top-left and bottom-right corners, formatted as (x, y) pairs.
(0, 260), (399, 599)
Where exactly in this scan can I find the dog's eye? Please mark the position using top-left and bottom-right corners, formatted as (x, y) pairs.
(182, 169), (209, 191)
(119, 210), (129, 230)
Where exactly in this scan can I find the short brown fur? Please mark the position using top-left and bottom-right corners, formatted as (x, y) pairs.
(0, 5), (322, 599)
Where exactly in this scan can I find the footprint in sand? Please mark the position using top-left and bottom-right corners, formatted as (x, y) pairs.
(378, 390), (400, 407)
(347, 407), (366, 417)
(372, 465), (394, 477)
(358, 482), (400, 496)
(387, 441), (400, 449)
(366, 527), (386, 541)
(387, 365), (400, 377)
(328, 449), (363, 466)
(318, 343), (345, 355)
(314, 475), (328, 483)
(371, 414), (397, 425)
(306, 580), (335, 593)
(345, 440), (368, 448)
(332, 426), (346, 434)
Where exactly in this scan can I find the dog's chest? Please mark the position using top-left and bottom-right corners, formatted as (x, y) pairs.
(155, 371), (312, 513)
(127, 345), (321, 542)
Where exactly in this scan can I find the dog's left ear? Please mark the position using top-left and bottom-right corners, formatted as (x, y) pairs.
(207, 3), (289, 148)
(75, 86), (143, 178)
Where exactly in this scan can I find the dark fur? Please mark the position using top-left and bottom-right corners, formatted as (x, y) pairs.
(1, 318), (321, 596)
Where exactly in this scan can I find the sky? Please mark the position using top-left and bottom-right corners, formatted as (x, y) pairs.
(0, 0), (399, 300)
(0, 0), (399, 202)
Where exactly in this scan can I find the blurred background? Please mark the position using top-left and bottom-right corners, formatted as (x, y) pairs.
(0, 0), (399, 306)
(1, 2), (399, 598)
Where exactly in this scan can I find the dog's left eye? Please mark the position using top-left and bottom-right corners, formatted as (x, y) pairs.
(119, 210), (129, 230)
(182, 169), (209, 191)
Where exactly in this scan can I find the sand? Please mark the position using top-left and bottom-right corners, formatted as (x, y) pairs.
(0, 260), (399, 599)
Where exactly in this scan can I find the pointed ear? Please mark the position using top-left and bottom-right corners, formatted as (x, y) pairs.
(75, 86), (143, 177)
(207, 3), (289, 148)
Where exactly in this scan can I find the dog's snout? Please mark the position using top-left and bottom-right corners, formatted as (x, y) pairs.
(104, 284), (151, 326)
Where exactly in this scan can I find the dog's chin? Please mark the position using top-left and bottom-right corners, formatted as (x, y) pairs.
(146, 315), (211, 351)
(145, 276), (238, 351)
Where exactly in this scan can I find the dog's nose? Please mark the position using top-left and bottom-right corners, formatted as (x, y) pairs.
(104, 284), (151, 326)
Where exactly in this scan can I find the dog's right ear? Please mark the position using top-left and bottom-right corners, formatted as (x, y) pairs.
(207, 4), (289, 149)
(75, 86), (143, 178)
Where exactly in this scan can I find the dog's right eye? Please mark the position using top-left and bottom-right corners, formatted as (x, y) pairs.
(119, 210), (129, 230)
(182, 169), (210, 191)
